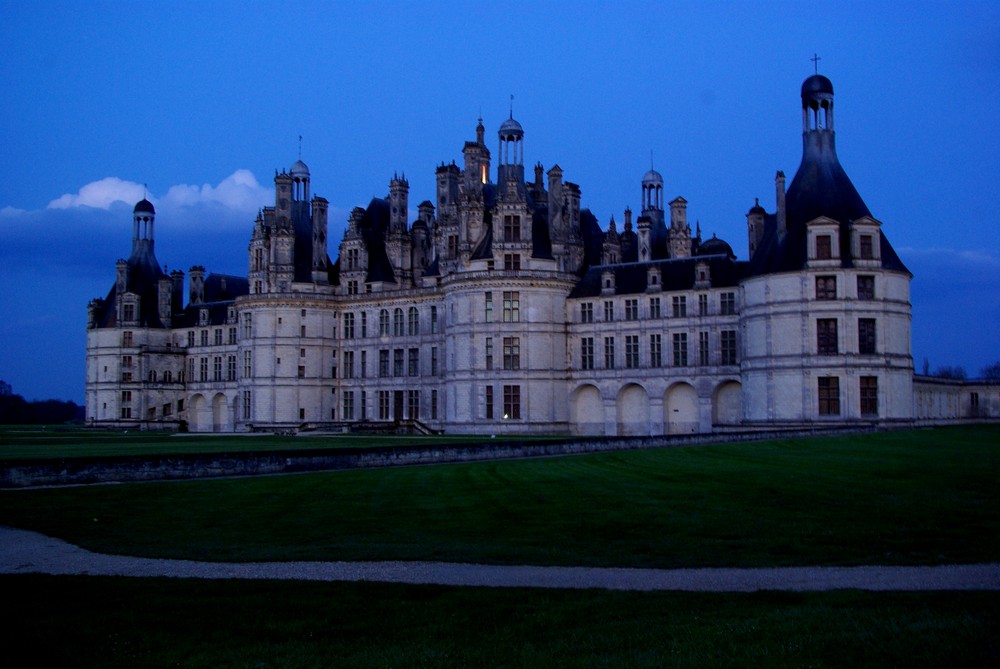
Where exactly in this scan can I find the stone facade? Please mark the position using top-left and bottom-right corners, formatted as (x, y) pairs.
(84, 75), (999, 434)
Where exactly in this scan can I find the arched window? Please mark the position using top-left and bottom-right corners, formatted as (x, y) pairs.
(393, 308), (404, 337)
(408, 307), (419, 336)
(148, 370), (157, 383)
(379, 309), (389, 336)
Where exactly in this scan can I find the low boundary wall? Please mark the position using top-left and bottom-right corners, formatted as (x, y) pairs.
(0, 425), (890, 489)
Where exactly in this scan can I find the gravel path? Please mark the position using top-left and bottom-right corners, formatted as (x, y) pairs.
(2, 526), (998, 592)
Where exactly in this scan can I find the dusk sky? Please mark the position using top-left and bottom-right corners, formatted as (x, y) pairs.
(2, 1), (999, 402)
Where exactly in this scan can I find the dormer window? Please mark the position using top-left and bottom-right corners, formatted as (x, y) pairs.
(816, 235), (832, 260)
(859, 235), (874, 260)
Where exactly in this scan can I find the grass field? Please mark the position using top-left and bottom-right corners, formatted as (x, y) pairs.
(1, 575), (997, 669)
(1, 425), (998, 567)
(0, 425), (553, 460)
(2, 425), (997, 667)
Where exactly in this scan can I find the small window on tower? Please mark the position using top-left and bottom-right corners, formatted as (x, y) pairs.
(816, 235), (832, 260)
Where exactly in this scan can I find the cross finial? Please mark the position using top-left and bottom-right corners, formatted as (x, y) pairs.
(811, 53), (821, 74)
(298, 135), (302, 160)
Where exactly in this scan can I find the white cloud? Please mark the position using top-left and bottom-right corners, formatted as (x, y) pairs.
(899, 246), (999, 266)
(47, 177), (146, 210)
(44, 170), (273, 215)
(161, 169), (272, 212)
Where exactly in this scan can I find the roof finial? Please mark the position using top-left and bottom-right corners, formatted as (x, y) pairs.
(143, 183), (148, 200)
(509, 93), (514, 119)
(298, 135), (302, 160)
(811, 53), (821, 75)
(650, 150), (654, 171)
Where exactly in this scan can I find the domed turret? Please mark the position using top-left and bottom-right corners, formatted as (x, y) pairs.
(498, 115), (524, 139)
(641, 167), (664, 213)
(642, 168), (663, 185)
(698, 234), (735, 259)
(801, 74), (834, 97)
(290, 159), (310, 178)
(133, 198), (155, 215)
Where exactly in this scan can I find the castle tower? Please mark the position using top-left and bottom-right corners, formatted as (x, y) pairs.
(132, 198), (156, 255)
(389, 173), (409, 233)
(497, 112), (525, 187)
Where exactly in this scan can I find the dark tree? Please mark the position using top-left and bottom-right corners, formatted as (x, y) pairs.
(934, 366), (967, 380)
(981, 362), (1000, 380)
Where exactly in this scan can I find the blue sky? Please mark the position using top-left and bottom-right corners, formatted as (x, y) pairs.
(1, 0), (999, 401)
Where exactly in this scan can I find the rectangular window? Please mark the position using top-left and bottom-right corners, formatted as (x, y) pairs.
(393, 309), (404, 337)
(649, 297), (661, 319)
(448, 235), (459, 259)
(360, 391), (368, 420)
(816, 235), (832, 260)
(379, 349), (389, 377)
(123, 303), (135, 322)
(485, 385), (494, 420)
(431, 347), (438, 376)
(408, 308), (419, 336)
(361, 311), (368, 337)
(720, 292), (736, 315)
(408, 348), (419, 377)
(817, 318), (838, 355)
(431, 390), (438, 420)
(625, 335), (639, 368)
(430, 306), (439, 333)
(297, 365), (305, 378)
(343, 351), (354, 378)
(650, 334), (662, 368)
(122, 331), (133, 347)
(188, 357), (195, 381)
(581, 337), (594, 370)
(857, 275), (875, 300)
(503, 291), (520, 322)
(213, 356), (222, 382)
(625, 299), (638, 321)
(698, 294), (708, 316)
(503, 253), (521, 271)
(344, 313), (355, 339)
(604, 336), (615, 369)
(227, 355), (237, 381)
(343, 391), (355, 421)
(699, 331), (710, 366)
(200, 330), (209, 346)
(360, 350), (367, 378)
(858, 318), (877, 354)
(485, 292), (493, 322)
(672, 295), (687, 318)
(393, 349), (404, 377)
(407, 390), (420, 419)
(673, 333), (688, 366)
(816, 276), (837, 300)
(378, 391), (390, 420)
(860, 234), (874, 260)
(503, 214), (521, 242)
(818, 377), (840, 416)
(485, 337), (494, 370)
(347, 280), (359, 295)
(604, 300), (614, 322)
(199, 357), (208, 382)
(581, 302), (594, 323)
(188, 331), (195, 347)
(379, 310), (389, 336)
(860, 376), (878, 416)
(721, 330), (738, 365)
(503, 337), (520, 370)
(242, 313), (252, 338)
(243, 351), (252, 378)
(214, 329), (223, 346)
(228, 327), (237, 345)
(503, 384), (521, 420)
(242, 391), (251, 420)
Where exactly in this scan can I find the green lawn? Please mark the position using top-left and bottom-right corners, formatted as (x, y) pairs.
(0, 425), (556, 459)
(1, 426), (997, 568)
(1, 575), (996, 669)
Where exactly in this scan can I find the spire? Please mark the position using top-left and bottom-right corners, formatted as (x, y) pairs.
(811, 53), (821, 75)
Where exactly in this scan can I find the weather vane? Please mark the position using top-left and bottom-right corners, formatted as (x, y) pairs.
(811, 53), (821, 74)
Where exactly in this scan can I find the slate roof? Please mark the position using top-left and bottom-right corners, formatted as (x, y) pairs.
(569, 255), (747, 299)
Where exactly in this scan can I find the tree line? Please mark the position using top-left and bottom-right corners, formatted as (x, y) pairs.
(0, 380), (84, 425)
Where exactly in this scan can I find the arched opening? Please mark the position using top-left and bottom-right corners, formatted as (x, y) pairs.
(212, 393), (230, 432)
(664, 383), (698, 434)
(189, 394), (210, 433)
(713, 381), (742, 425)
(616, 383), (650, 436)
(571, 384), (604, 436)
